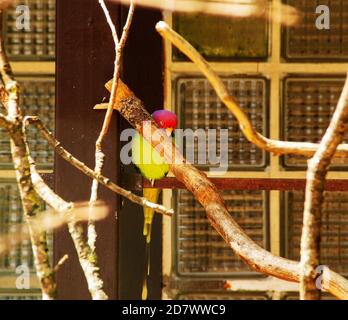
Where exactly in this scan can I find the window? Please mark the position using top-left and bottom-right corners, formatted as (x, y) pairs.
(162, 0), (348, 299)
(0, 0), (55, 300)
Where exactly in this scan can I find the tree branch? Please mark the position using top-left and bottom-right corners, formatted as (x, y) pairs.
(155, 21), (348, 159)
(29, 163), (110, 299)
(25, 116), (173, 217)
(88, 0), (135, 255)
(101, 78), (348, 300)
(110, 0), (300, 27)
(0, 13), (56, 299)
(300, 72), (348, 300)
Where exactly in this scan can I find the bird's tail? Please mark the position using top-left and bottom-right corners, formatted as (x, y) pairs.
(142, 187), (160, 300)
(143, 187), (160, 244)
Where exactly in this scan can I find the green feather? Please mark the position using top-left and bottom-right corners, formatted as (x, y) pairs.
(131, 132), (169, 180)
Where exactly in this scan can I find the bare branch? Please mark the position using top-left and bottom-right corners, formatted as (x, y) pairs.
(25, 116), (174, 217)
(110, 0), (300, 26)
(29, 163), (109, 299)
(0, 13), (56, 299)
(155, 21), (348, 160)
(88, 0), (135, 253)
(101, 77), (348, 300)
(54, 255), (69, 273)
(0, 202), (108, 256)
(300, 73), (348, 300)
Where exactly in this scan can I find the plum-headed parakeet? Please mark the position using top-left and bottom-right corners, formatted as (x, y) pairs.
(131, 109), (177, 299)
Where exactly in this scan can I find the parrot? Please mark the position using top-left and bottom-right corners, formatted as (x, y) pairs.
(131, 109), (177, 300)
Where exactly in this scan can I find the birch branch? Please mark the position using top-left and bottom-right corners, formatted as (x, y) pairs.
(0, 14), (56, 300)
(300, 73), (348, 300)
(155, 21), (348, 159)
(88, 0), (135, 254)
(0, 202), (108, 256)
(100, 78), (348, 300)
(25, 116), (173, 217)
(29, 163), (112, 299)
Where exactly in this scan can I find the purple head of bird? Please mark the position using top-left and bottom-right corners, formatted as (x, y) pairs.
(152, 110), (177, 136)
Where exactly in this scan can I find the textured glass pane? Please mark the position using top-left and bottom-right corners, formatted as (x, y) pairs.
(0, 292), (41, 300)
(176, 190), (267, 275)
(282, 77), (348, 168)
(179, 293), (269, 300)
(285, 191), (348, 275)
(283, 293), (336, 300)
(0, 181), (52, 276)
(176, 77), (267, 169)
(173, 13), (269, 60)
(0, 76), (55, 169)
(284, 0), (348, 60)
(4, 0), (55, 60)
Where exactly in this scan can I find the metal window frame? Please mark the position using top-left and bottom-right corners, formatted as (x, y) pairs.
(162, 0), (348, 298)
(282, 0), (348, 62)
(3, 0), (56, 61)
(174, 74), (270, 171)
(280, 74), (347, 170)
(172, 189), (270, 279)
(0, 74), (55, 170)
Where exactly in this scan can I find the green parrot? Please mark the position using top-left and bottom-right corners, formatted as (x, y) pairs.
(131, 109), (177, 300)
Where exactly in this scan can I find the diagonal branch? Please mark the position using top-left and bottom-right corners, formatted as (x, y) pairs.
(300, 72), (348, 300)
(25, 116), (173, 217)
(155, 21), (348, 159)
(101, 78), (348, 300)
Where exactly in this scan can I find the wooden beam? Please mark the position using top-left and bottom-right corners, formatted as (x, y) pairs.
(143, 176), (348, 191)
(55, 0), (119, 300)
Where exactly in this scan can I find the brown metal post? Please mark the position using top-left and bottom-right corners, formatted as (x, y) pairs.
(55, 0), (120, 299)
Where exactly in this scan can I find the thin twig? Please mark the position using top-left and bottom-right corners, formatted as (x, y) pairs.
(25, 116), (174, 216)
(155, 21), (348, 159)
(300, 72), (348, 300)
(54, 255), (69, 273)
(88, 0), (135, 252)
(0, 202), (108, 257)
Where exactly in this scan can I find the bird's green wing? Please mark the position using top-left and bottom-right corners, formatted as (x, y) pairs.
(131, 132), (169, 180)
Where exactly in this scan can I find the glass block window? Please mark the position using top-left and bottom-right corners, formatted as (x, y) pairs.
(179, 293), (270, 300)
(175, 190), (268, 275)
(0, 292), (41, 300)
(173, 13), (269, 61)
(282, 77), (347, 168)
(0, 76), (55, 169)
(283, 0), (348, 60)
(283, 293), (336, 300)
(285, 191), (348, 275)
(176, 77), (267, 169)
(0, 181), (52, 275)
(4, 0), (55, 60)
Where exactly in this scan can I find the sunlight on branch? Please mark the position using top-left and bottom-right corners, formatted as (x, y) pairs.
(111, 0), (300, 26)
